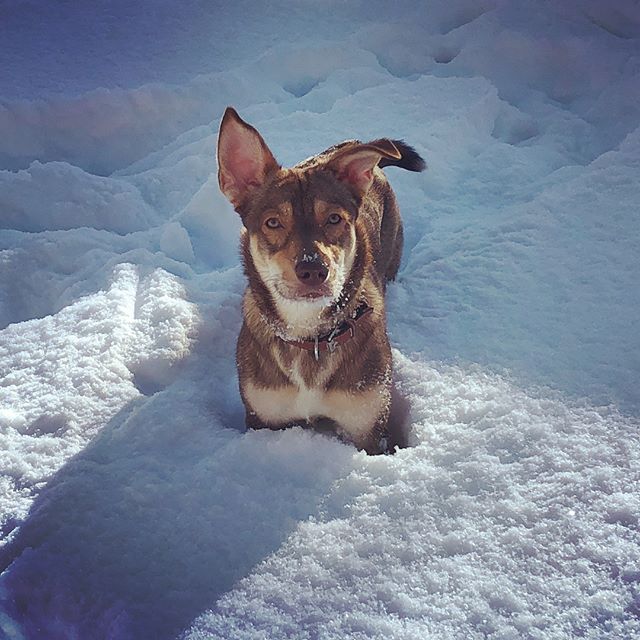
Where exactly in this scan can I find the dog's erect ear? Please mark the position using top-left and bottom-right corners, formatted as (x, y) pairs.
(327, 139), (401, 196)
(217, 107), (280, 210)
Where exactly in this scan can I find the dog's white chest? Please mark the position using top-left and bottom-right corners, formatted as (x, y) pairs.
(284, 361), (326, 418)
(244, 372), (387, 443)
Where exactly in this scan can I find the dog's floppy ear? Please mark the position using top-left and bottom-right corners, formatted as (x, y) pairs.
(217, 107), (280, 210)
(327, 139), (401, 196)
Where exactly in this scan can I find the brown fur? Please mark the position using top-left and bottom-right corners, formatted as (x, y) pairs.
(217, 107), (425, 453)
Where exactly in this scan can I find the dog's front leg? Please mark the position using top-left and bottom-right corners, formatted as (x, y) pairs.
(361, 384), (411, 455)
(357, 411), (393, 455)
(244, 409), (271, 431)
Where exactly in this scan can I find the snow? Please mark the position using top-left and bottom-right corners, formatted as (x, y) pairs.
(0, 161), (160, 233)
(188, 355), (640, 639)
(1, 0), (639, 638)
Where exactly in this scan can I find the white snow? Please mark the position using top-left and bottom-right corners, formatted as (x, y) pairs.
(1, 0), (639, 639)
(0, 161), (160, 233)
(187, 353), (640, 640)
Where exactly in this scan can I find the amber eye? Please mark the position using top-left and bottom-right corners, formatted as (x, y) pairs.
(327, 213), (342, 225)
(265, 217), (282, 229)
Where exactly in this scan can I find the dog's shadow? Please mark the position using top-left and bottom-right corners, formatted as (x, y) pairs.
(0, 335), (366, 640)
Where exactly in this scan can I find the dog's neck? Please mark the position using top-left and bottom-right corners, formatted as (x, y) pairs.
(248, 279), (367, 342)
(271, 295), (341, 340)
(281, 301), (375, 357)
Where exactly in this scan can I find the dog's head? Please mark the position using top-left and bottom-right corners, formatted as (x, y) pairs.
(217, 107), (400, 319)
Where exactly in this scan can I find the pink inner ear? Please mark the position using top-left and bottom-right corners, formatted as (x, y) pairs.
(225, 147), (263, 189)
(221, 136), (265, 190)
(339, 155), (377, 190)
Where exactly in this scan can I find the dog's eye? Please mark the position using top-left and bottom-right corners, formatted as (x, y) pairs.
(327, 213), (342, 225)
(264, 217), (282, 229)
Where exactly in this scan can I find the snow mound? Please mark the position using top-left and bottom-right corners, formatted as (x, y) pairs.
(0, 162), (159, 233)
(0, 264), (197, 535)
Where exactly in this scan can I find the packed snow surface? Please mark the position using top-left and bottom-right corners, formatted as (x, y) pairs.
(1, 1), (639, 639)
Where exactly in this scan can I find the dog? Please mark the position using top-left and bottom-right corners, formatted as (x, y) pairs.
(217, 107), (425, 454)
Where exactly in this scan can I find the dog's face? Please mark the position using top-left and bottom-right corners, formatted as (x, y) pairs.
(243, 172), (358, 308)
(217, 108), (400, 320)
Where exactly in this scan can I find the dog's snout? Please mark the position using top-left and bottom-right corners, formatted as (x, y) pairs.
(295, 258), (329, 285)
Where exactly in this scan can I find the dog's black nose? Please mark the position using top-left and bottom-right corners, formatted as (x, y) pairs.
(295, 258), (329, 285)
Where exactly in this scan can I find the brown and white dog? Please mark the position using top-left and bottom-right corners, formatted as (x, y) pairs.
(217, 107), (425, 454)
